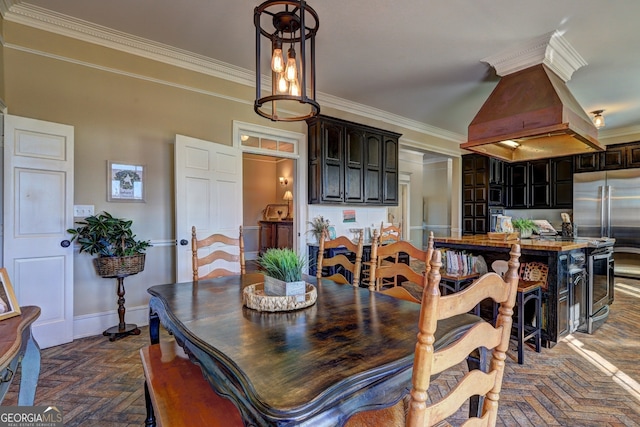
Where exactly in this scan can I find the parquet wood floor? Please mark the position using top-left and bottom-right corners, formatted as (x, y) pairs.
(4, 279), (640, 426)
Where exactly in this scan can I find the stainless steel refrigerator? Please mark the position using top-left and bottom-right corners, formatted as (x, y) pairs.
(573, 169), (640, 277)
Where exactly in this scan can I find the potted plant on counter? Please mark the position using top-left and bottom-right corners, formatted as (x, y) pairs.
(512, 218), (538, 239)
(67, 211), (152, 278)
(307, 215), (331, 243)
(258, 248), (306, 296)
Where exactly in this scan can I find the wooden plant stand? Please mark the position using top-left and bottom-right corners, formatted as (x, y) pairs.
(103, 273), (141, 341)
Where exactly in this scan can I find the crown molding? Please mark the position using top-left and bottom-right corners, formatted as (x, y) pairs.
(5, 3), (255, 86)
(5, 2), (463, 145)
(482, 31), (587, 81)
(598, 124), (640, 141)
(0, 0), (18, 16)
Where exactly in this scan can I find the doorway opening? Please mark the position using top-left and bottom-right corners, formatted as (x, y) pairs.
(233, 121), (306, 262)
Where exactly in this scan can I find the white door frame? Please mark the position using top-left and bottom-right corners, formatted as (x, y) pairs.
(232, 121), (307, 260)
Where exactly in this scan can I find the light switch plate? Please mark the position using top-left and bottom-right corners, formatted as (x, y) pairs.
(74, 205), (94, 217)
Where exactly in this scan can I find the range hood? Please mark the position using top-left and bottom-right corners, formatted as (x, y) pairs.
(461, 63), (605, 162)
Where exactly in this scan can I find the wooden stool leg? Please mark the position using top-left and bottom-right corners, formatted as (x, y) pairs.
(517, 290), (525, 365)
(534, 288), (542, 353)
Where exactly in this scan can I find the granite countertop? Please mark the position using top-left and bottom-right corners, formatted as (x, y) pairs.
(434, 234), (589, 251)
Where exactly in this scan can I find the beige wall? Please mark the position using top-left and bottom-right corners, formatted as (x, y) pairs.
(1, 19), (463, 332)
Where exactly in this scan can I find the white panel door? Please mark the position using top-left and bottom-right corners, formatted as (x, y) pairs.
(175, 134), (242, 282)
(3, 115), (74, 349)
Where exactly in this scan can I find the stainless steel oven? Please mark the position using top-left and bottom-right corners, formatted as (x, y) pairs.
(585, 245), (614, 333)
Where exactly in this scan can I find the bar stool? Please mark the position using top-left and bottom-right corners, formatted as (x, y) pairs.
(491, 260), (544, 364)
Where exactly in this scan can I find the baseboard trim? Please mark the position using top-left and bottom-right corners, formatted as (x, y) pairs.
(73, 304), (150, 339)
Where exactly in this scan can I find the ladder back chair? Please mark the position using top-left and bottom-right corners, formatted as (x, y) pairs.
(316, 230), (364, 286)
(346, 244), (521, 427)
(380, 221), (402, 244)
(405, 245), (520, 426)
(369, 231), (435, 293)
(191, 225), (245, 281)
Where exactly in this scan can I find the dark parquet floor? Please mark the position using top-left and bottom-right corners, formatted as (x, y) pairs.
(4, 278), (640, 426)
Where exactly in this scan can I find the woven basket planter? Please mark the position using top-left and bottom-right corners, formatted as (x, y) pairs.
(94, 254), (146, 278)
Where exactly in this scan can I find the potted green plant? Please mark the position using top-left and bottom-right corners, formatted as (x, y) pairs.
(307, 215), (331, 243)
(511, 218), (538, 238)
(67, 211), (151, 277)
(258, 248), (306, 296)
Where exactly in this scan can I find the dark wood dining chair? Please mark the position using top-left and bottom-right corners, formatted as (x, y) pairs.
(316, 229), (364, 286)
(191, 225), (245, 281)
(347, 244), (521, 427)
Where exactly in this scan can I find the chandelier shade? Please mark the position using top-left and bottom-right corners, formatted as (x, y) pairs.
(254, 0), (320, 122)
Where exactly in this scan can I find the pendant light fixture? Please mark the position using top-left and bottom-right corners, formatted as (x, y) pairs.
(591, 110), (605, 129)
(254, 0), (320, 122)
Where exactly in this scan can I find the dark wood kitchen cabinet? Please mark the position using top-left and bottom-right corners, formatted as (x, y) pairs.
(505, 157), (572, 209)
(574, 141), (640, 172)
(551, 156), (573, 208)
(529, 159), (551, 208)
(462, 154), (489, 234)
(307, 115), (401, 205)
(508, 162), (528, 208)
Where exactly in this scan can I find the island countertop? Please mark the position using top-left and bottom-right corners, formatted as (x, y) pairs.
(434, 234), (590, 251)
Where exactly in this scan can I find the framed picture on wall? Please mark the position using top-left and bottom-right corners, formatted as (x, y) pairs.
(0, 268), (21, 321)
(108, 161), (145, 202)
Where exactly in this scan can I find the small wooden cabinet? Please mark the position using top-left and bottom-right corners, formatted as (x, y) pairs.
(258, 221), (293, 254)
(307, 115), (401, 205)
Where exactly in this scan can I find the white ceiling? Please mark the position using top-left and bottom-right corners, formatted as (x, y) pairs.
(8, 0), (640, 144)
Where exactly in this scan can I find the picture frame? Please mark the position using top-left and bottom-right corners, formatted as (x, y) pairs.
(108, 161), (145, 202)
(0, 268), (21, 321)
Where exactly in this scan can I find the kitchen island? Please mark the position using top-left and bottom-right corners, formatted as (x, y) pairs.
(434, 234), (591, 346)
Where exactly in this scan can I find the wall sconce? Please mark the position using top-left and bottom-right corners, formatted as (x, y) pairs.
(591, 110), (605, 129)
(283, 190), (293, 220)
(279, 176), (288, 186)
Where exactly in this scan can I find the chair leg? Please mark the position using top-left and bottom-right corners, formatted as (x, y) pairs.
(144, 380), (156, 427)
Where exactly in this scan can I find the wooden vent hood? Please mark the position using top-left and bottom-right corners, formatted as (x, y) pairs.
(461, 33), (605, 162)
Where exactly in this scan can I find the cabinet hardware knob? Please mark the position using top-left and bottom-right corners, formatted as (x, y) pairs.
(179, 239), (189, 246)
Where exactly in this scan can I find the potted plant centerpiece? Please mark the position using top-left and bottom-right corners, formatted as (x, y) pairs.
(512, 218), (538, 239)
(258, 248), (306, 297)
(67, 211), (152, 278)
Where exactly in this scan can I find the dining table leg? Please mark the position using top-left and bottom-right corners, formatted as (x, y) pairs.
(149, 308), (160, 345)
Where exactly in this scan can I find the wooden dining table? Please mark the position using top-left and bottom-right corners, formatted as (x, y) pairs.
(147, 273), (483, 427)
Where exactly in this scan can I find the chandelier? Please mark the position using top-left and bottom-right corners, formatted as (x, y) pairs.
(254, 0), (320, 122)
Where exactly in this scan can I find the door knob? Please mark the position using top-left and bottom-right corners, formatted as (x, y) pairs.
(60, 240), (71, 248)
(179, 239), (189, 246)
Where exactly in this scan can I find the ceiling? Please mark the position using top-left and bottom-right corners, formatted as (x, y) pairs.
(7, 0), (640, 147)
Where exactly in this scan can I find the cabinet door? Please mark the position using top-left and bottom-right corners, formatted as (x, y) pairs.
(509, 163), (528, 208)
(552, 156), (573, 208)
(276, 223), (293, 249)
(382, 135), (398, 204)
(601, 146), (626, 170)
(344, 128), (364, 203)
(626, 143), (640, 168)
(574, 153), (599, 172)
(489, 158), (504, 184)
(364, 133), (382, 203)
(321, 121), (344, 202)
